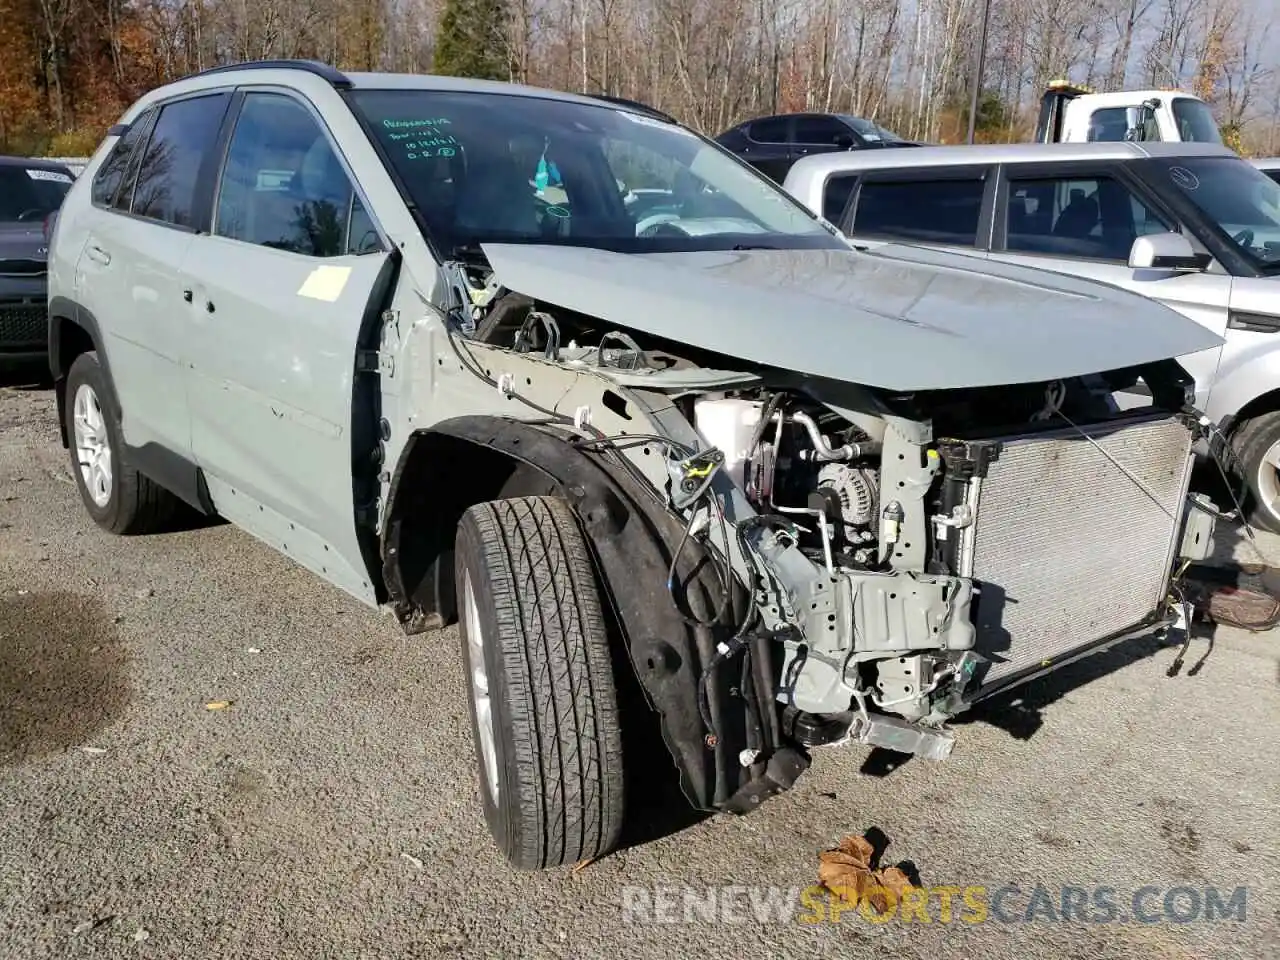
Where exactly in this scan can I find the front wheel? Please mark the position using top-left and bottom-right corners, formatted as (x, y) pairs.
(454, 496), (626, 869)
(1230, 411), (1280, 534)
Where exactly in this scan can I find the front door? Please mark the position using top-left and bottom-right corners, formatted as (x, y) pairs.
(994, 167), (1230, 410)
(182, 89), (393, 605)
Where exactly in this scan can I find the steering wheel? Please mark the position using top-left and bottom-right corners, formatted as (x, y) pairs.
(1232, 227), (1255, 249)
(15, 208), (44, 222)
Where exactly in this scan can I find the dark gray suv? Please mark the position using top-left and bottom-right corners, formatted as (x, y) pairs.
(0, 156), (74, 367)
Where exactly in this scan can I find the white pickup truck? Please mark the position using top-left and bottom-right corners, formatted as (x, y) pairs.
(1035, 82), (1223, 146)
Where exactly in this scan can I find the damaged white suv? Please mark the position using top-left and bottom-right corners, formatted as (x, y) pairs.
(48, 61), (1225, 870)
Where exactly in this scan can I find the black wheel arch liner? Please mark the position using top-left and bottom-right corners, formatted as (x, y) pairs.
(380, 415), (809, 814)
(48, 296), (120, 449)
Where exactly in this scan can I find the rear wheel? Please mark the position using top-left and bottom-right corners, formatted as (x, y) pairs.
(454, 496), (625, 869)
(64, 351), (180, 534)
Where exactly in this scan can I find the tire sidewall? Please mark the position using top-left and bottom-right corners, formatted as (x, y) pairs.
(64, 352), (126, 530)
(1234, 414), (1280, 534)
(454, 511), (523, 859)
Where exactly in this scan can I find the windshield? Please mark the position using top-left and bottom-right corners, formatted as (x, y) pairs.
(1171, 98), (1222, 144)
(0, 165), (72, 223)
(349, 89), (843, 259)
(1153, 156), (1280, 271)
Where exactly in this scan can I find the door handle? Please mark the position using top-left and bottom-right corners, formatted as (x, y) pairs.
(205, 300), (215, 314)
(183, 289), (193, 303)
(86, 244), (110, 266)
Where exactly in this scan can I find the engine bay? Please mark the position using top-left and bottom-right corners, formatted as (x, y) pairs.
(439, 262), (1211, 762)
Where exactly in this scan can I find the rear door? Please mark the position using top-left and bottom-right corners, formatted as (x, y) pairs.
(181, 88), (394, 604)
(78, 92), (232, 461)
(739, 116), (794, 183)
(991, 160), (1229, 410)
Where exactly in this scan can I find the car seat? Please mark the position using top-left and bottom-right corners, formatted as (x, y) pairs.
(454, 153), (540, 238)
(1052, 191), (1100, 241)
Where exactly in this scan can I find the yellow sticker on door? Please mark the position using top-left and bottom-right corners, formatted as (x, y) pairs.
(297, 265), (352, 302)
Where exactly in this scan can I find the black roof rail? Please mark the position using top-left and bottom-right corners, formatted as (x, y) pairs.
(588, 94), (679, 126)
(190, 59), (352, 89)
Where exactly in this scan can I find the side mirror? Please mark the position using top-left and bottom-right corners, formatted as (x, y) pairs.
(1123, 106), (1145, 141)
(1128, 232), (1210, 271)
(834, 133), (856, 149)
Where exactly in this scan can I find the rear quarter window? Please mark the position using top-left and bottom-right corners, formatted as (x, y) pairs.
(92, 113), (153, 207)
(852, 178), (985, 246)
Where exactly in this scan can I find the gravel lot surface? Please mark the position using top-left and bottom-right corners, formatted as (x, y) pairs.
(1, 377), (1277, 959)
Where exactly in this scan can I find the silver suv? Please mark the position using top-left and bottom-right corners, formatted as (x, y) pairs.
(48, 61), (1223, 871)
(782, 142), (1280, 531)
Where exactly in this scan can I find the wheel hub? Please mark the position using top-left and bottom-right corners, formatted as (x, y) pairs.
(1256, 439), (1280, 527)
(72, 383), (112, 508)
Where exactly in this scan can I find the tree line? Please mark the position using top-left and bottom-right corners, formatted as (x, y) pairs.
(1, 0), (1276, 158)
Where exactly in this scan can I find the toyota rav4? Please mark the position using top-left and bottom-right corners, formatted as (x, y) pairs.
(48, 61), (1224, 870)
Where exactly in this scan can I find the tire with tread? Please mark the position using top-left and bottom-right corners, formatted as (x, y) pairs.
(64, 351), (181, 535)
(1229, 411), (1280, 535)
(455, 495), (625, 869)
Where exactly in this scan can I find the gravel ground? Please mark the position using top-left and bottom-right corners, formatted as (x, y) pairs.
(1, 378), (1277, 960)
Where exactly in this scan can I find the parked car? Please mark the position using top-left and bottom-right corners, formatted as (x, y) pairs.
(783, 141), (1280, 532)
(1253, 157), (1280, 185)
(714, 112), (918, 185)
(0, 156), (74, 368)
(49, 61), (1222, 871)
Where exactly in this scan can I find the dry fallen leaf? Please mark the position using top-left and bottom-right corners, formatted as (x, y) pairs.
(818, 834), (917, 915)
(205, 700), (232, 711)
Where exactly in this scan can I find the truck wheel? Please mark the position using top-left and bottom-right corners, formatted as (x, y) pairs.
(454, 496), (625, 869)
(1232, 410), (1280, 534)
(64, 351), (180, 535)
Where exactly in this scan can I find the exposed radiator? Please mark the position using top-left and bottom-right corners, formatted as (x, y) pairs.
(968, 414), (1194, 690)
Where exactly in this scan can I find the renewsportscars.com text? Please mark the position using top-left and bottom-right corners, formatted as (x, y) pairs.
(620, 883), (1249, 926)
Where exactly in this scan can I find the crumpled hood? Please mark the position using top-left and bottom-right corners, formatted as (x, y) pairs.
(480, 242), (1224, 392)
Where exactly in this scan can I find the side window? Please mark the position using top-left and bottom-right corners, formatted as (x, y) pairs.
(1005, 175), (1174, 262)
(91, 111), (153, 207)
(748, 117), (789, 144)
(852, 178), (986, 246)
(794, 116), (850, 145)
(1086, 108), (1131, 142)
(214, 92), (364, 258)
(131, 94), (229, 227)
(1266, 171), (1280, 187)
(822, 174), (857, 224)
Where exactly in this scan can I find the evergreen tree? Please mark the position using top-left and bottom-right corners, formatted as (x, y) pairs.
(433, 0), (512, 81)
